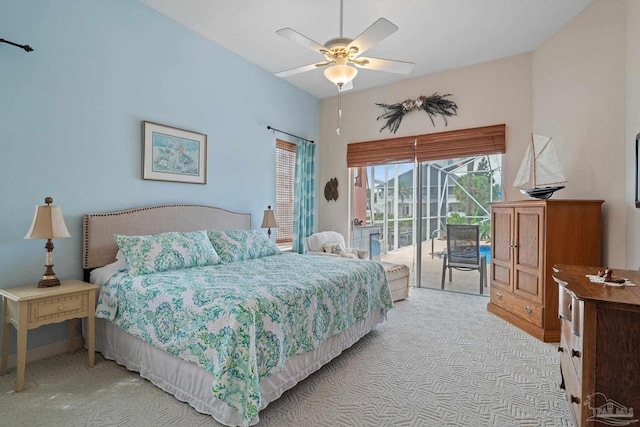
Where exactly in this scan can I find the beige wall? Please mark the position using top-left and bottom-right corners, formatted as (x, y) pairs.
(532, 0), (627, 267)
(318, 0), (638, 269)
(318, 53), (532, 240)
(626, 0), (640, 270)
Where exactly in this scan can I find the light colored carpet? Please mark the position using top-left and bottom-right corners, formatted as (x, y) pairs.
(0, 288), (574, 427)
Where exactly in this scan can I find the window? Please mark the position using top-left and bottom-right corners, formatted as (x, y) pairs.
(275, 139), (296, 247)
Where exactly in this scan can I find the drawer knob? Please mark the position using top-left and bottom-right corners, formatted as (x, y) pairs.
(570, 395), (580, 404)
(571, 349), (581, 358)
(525, 305), (533, 314)
(496, 293), (502, 300)
(58, 306), (65, 311)
(558, 346), (564, 353)
(568, 304), (572, 311)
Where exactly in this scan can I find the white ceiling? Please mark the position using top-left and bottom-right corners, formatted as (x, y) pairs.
(141, 0), (593, 99)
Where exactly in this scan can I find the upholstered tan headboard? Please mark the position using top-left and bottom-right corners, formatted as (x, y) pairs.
(83, 204), (251, 272)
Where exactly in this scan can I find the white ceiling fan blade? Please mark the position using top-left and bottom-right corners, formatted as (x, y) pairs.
(353, 57), (414, 74)
(276, 27), (327, 54)
(346, 18), (398, 57)
(275, 62), (330, 78)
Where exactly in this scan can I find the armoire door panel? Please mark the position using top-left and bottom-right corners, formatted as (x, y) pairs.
(492, 263), (511, 290)
(514, 269), (542, 302)
(492, 210), (512, 263)
(516, 212), (541, 269)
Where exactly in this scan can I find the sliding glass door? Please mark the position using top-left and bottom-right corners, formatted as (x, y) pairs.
(351, 155), (502, 294)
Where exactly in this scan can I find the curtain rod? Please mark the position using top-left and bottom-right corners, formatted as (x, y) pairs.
(267, 126), (314, 144)
(0, 38), (34, 52)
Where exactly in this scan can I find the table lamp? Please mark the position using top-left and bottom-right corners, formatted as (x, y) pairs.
(261, 205), (278, 239)
(24, 197), (71, 287)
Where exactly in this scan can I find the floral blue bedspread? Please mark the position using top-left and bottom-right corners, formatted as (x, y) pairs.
(95, 253), (392, 425)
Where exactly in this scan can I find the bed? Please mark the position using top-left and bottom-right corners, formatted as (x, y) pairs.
(83, 204), (392, 427)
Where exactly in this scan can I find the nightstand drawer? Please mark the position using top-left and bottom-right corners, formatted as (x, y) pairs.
(29, 292), (88, 323)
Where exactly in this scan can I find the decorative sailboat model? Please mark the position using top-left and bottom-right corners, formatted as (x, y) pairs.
(513, 134), (567, 199)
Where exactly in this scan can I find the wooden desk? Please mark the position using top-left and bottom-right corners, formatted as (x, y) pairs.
(552, 265), (640, 427)
(0, 280), (99, 392)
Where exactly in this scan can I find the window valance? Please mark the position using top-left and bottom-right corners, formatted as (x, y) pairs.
(346, 124), (506, 167)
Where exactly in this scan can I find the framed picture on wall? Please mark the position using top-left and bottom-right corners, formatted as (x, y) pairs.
(142, 121), (207, 184)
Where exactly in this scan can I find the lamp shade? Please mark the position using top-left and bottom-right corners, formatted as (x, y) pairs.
(261, 206), (278, 229)
(25, 199), (71, 240)
(324, 57), (358, 87)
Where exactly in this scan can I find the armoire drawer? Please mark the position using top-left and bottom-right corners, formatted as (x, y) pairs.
(490, 288), (543, 328)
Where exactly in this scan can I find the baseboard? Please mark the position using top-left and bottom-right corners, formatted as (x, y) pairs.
(1, 336), (85, 370)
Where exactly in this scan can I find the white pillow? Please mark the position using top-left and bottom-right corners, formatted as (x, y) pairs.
(90, 257), (127, 285)
(340, 248), (358, 259)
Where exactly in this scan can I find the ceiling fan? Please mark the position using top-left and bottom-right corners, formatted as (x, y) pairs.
(274, 0), (414, 92)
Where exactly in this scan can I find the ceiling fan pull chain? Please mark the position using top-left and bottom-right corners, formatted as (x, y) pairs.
(336, 87), (342, 135)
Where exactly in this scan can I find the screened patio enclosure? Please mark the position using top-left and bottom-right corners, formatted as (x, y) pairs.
(351, 154), (502, 295)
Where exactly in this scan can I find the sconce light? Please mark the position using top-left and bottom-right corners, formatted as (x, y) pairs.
(24, 197), (71, 287)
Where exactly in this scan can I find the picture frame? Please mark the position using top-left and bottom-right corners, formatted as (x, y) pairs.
(636, 133), (640, 208)
(142, 121), (207, 184)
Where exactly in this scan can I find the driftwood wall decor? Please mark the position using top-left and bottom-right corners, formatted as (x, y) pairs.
(376, 93), (458, 134)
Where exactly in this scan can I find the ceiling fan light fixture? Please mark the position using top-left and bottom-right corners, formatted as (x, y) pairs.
(324, 58), (358, 87)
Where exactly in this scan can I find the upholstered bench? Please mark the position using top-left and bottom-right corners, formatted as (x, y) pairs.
(379, 262), (410, 302)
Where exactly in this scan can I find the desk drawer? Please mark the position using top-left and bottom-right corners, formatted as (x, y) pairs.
(561, 307), (584, 381)
(491, 288), (543, 328)
(560, 333), (583, 427)
(558, 286), (572, 321)
(560, 318), (573, 353)
(29, 292), (88, 323)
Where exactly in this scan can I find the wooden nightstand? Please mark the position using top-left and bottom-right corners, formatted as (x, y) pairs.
(0, 279), (99, 392)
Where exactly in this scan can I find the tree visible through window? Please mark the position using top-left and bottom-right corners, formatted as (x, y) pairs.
(276, 139), (296, 247)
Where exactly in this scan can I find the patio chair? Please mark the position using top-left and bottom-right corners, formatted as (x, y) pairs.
(441, 224), (488, 294)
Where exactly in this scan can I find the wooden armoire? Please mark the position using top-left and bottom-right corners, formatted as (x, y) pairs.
(486, 199), (603, 342)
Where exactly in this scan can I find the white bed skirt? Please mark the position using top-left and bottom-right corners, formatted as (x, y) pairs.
(92, 310), (384, 426)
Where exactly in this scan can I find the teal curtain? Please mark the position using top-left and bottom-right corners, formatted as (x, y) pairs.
(292, 140), (315, 253)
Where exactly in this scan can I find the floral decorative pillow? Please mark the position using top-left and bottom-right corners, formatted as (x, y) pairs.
(207, 229), (280, 263)
(114, 230), (221, 276)
(323, 243), (345, 255)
